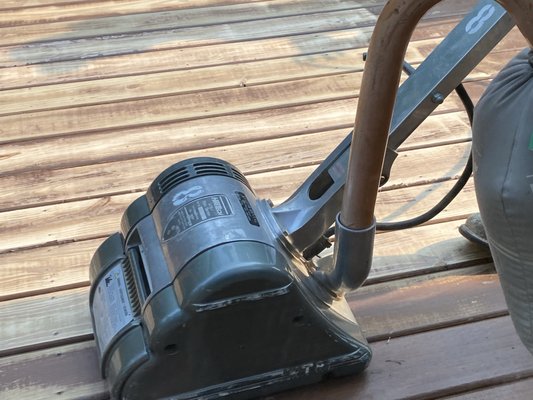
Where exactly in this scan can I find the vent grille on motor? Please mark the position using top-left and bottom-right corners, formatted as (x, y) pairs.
(122, 258), (142, 317)
(158, 167), (190, 196)
(147, 157), (253, 209)
(231, 167), (250, 187)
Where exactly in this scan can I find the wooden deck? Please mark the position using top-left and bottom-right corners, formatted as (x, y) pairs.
(1, 1), (532, 399)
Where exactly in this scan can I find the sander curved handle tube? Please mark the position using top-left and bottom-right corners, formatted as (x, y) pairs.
(343, 0), (533, 229)
(323, 0), (533, 295)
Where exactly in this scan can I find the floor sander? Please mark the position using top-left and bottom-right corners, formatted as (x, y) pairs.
(88, 0), (533, 398)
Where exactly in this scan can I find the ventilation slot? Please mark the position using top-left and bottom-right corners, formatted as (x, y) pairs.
(193, 162), (229, 177)
(158, 167), (190, 195)
(151, 158), (253, 207)
(231, 167), (251, 189)
(122, 258), (142, 317)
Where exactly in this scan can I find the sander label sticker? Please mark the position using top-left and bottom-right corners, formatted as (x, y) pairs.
(92, 263), (134, 354)
(163, 194), (233, 241)
(235, 191), (260, 227)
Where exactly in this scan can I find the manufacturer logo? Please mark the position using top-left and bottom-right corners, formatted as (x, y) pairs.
(465, 4), (495, 35)
(172, 185), (204, 206)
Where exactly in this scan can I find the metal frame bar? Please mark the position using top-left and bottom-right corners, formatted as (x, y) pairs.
(272, 0), (516, 253)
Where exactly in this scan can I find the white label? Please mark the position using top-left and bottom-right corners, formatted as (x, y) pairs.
(92, 263), (134, 354)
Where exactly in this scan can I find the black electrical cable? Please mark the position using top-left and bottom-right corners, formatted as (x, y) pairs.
(304, 62), (475, 259)
(375, 79), (474, 231)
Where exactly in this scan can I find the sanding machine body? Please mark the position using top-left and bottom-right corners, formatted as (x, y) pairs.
(89, 158), (370, 399)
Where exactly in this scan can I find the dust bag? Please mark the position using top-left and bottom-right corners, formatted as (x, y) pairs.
(474, 48), (533, 352)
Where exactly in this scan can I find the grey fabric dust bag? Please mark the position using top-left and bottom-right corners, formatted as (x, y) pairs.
(474, 48), (533, 352)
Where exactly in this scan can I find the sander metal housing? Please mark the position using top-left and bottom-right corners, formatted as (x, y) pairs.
(89, 157), (371, 399)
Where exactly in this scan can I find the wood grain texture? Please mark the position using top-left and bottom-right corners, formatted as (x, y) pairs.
(0, 0), (260, 10)
(0, 140), (476, 252)
(2, 317), (532, 400)
(0, 9), (380, 67)
(0, 179), (479, 300)
(0, 0), (483, 68)
(442, 378), (533, 399)
(0, 0), (382, 44)
(0, 120), (473, 211)
(1, 21), (522, 92)
(0, 96), (471, 178)
(0, 45), (521, 119)
(0, 44), (423, 116)
(351, 264), (505, 340)
(0, 19), (460, 91)
(272, 317), (533, 400)
(0, 0), (268, 26)
(0, 287), (92, 356)
(1, 1), (528, 398)
(0, 264), (504, 361)
(0, 238), (96, 301)
(0, 341), (107, 400)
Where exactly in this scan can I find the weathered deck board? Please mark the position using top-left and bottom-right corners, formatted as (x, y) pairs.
(0, 104), (469, 178)
(2, 317), (530, 400)
(0, 45), (520, 120)
(0, 9), (380, 67)
(273, 317), (533, 400)
(0, 0), (260, 11)
(0, 124), (473, 212)
(0, 140), (475, 252)
(0, 201), (489, 287)
(1, 0), (532, 398)
(0, 43), (448, 116)
(0, 179), (480, 300)
(443, 378), (533, 399)
(0, 0), (383, 44)
(0, 265), (513, 399)
(1, 264), (504, 355)
(0, 0), (352, 28)
(1, 38), (523, 144)
(0, 0), (486, 68)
